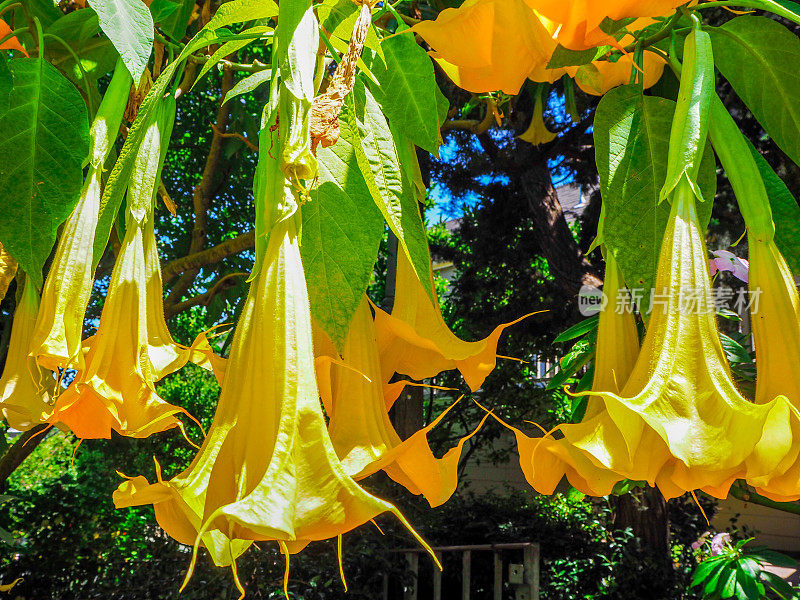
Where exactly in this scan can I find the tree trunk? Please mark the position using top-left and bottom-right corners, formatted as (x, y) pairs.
(514, 150), (603, 295)
(613, 487), (671, 570)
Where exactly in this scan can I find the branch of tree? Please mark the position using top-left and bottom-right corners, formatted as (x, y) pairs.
(0, 425), (48, 491)
(162, 230), (255, 284)
(164, 272), (248, 318)
(441, 98), (497, 135)
(211, 124), (258, 152)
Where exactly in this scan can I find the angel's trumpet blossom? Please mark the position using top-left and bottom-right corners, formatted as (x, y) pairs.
(518, 87), (556, 146)
(0, 241), (17, 303)
(0, 279), (56, 430)
(413, 0), (673, 95)
(46, 97), (205, 440)
(317, 297), (488, 507)
(741, 240), (800, 500)
(30, 59), (132, 372)
(412, 0), (557, 95)
(575, 52), (667, 97)
(47, 208), (200, 440)
(568, 182), (784, 499)
(495, 253), (641, 496)
(523, 0), (685, 51)
(114, 210), (435, 595)
(374, 250), (528, 392)
(707, 96), (800, 500)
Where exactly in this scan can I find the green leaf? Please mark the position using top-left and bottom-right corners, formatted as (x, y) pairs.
(553, 314), (599, 343)
(89, 0), (154, 82)
(0, 58), (90, 288)
(223, 68), (272, 104)
(547, 44), (610, 69)
(594, 84), (716, 314)
(709, 16), (800, 167)
(193, 29), (270, 88)
(749, 549), (799, 568)
(746, 142), (800, 275)
(760, 570), (797, 599)
(368, 31), (443, 155)
(302, 137), (384, 349)
(343, 81), (433, 299)
(149, 0), (180, 23)
(0, 54), (11, 113)
(159, 0), (194, 40)
(316, 0), (383, 59)
(19, 0), (61, 27)
(205, 0), (278, 32)
(46, 8), (100, 42)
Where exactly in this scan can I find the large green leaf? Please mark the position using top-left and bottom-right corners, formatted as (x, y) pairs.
(368, 31), (444, 155)
(594, 84), (716, 313)
(46, 8), (100, 42)
(343, 81), (433, 299)
(315, 0), (383, 59)
(89, 0), (154, 82)
(709, 16), (800, 167)
(302, 135), (384, 350)
(0, 58), (90, 288)
(747, 141), (800, 275)
(0, 55), (10, 113)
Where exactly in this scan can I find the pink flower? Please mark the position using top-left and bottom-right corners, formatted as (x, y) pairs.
(710, 532), (732, 556)
(709, 250), (749, 283)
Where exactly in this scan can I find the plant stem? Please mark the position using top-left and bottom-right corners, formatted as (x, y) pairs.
(728, 484), (800, 517)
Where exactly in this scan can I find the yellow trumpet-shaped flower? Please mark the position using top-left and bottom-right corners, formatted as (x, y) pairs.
(30, 60), (132, 373)
(518, 88), (556, 146)
(46, 211), (201, 440)
(739, 239), (800, 501)
(575, 52), (667, 97)
(374, 250), (528, 392)
(413, 0), (671, 94)
(567, 183), (787, 499)
(412, 0), (557, 95)
(0, 279), (56, 431)
(317, 297), (488, 507)
(0, 241), (17, 303)
(114, 211), (435, 594)
(524, 0), (685, 50)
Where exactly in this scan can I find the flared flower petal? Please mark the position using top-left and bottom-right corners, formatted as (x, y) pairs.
(575, 52), (667, 97)
(114, 212), (434, 590)
(374, 250), (529, 392)
(523, 0), (685, 50)
(497, 253), (642, 496)
(0, 280), (56, 431)
(412, 0), (558, 94)
(414, 0), (671, 94)
(317, 297), (486, 507)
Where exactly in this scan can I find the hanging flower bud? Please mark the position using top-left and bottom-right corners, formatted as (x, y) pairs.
(519, 85), (556, 146)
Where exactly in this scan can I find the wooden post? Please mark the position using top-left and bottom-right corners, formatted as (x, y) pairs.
(462, 550), (471, 600)
(524, 544), (540, 600)
(405, 552), (419, 600)
(493, 551), (502, 600)
(433, 552), (442, 600)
